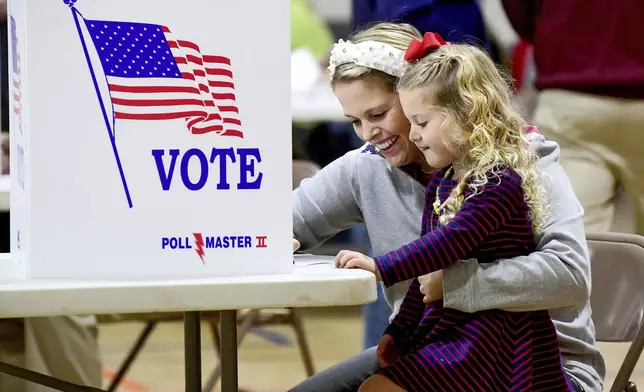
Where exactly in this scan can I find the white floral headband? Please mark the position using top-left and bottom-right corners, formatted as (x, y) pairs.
(327, 39), (407, 78)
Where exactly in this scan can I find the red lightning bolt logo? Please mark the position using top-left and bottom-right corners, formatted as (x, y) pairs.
(193, 233), (205, 264)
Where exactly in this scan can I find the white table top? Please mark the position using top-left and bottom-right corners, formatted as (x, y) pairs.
(0, 254), (377, 319)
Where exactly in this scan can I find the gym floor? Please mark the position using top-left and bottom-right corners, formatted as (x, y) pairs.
(99, 306), (644, 392)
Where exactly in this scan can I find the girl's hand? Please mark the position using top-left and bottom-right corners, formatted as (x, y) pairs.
(377, 334), (400, 367)
(335, 250), (382, 280)
(293, 238), (300, 252)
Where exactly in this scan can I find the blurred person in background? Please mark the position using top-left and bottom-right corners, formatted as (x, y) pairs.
(290, 0), (336, 164)
(503, 0), (644, 234)
(290, 0), (357, 168)
(291, 0), (371, 265)
(352, 0), (497, 60)
(291, 0), (335, 66)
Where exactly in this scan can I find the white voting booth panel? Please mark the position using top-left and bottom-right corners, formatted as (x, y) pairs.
(8, 0), (293, 279)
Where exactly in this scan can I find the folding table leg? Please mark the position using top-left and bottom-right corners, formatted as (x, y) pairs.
(108, 321), (157, 392)
(220, 310), (239, 392)
(203, 310), (258, 392)
(184, 311), (202, 392)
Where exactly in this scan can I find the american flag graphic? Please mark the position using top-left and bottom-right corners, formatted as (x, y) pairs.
(84, 19), (243, 138)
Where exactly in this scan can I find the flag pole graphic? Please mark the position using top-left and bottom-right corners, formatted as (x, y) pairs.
(65, 0), (134, 208)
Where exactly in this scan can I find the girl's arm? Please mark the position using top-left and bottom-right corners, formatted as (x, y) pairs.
(442, 161), (591, 312)
(375, 170), (525, 287)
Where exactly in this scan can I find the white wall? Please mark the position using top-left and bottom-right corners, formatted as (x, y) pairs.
(309, 0), (351, 22)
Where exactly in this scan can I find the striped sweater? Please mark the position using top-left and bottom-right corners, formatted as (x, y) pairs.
(374, 167), (573, 391)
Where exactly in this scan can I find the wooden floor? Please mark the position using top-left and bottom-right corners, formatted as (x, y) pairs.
(98, 307), (644, 392)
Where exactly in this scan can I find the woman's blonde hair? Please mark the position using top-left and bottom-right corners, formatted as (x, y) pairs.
(398, 44), (548, 232)
(330, 22), (422, 91)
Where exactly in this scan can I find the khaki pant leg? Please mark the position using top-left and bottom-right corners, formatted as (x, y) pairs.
(0, 350), (28, 392)
(24, 315), (101, 392)
(533, 89), (619, 233)
(0, 315), (101, 392)
(612, 98), (644, 235)
(0, 319), (27, 391)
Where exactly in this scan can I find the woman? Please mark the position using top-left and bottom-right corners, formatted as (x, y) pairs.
(290, 22), (604, 391)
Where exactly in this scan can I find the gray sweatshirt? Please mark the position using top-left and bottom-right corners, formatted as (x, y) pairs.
(293, 134), (605, 391)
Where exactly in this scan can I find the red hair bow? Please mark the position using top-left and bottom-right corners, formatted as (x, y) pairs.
(404, 32), (447, 61)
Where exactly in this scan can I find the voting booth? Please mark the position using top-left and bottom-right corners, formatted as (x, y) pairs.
(8, 0), (293, 279)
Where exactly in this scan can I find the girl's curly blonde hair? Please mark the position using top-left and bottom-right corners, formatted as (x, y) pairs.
(397, 44), (549, 232)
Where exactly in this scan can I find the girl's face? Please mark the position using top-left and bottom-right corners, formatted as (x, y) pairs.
(333, 79), (425, 168)
(399, 88), (456, 170)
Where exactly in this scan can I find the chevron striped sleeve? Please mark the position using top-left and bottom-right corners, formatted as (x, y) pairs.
(375, 171), (525, 287)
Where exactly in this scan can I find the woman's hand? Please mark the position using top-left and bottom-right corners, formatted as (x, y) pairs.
(293, 238), (300, 252)
(335, 250), (382, 280)
(418, 270), (443, 303)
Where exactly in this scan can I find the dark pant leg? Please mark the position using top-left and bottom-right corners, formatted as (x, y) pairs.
(362, 284), (391, 350)
(288, 347), (380, 392)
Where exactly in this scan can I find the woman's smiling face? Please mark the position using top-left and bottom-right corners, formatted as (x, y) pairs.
(333, 78), (425, 168)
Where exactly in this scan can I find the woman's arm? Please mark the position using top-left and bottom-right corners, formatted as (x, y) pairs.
(293, 151), (364, 250)
(375, 170), (525, 287)
(442, 161), (590, 312)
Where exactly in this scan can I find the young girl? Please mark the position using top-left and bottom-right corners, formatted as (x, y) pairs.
(337, 32), (575, 391)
